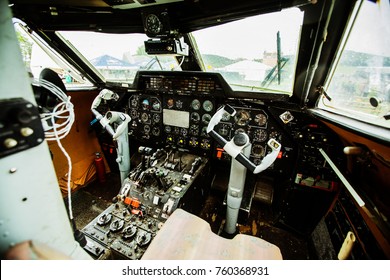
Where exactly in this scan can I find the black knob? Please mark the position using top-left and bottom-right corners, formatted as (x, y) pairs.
(18, 109), (33, 124)
(10, 108), (33, 124)
(233, 133), (247, 146)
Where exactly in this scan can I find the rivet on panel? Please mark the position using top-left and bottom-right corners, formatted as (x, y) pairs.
(9, 168), (17, 173)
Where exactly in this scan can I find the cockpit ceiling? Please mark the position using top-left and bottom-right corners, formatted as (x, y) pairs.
(10, 0), (315, 33)
(10, 0), (184, 8)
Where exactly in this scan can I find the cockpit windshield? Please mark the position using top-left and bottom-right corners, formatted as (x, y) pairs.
(191, 7), (304, 95)
(57, 32), (180, 84)
(16, 7), (303, 95)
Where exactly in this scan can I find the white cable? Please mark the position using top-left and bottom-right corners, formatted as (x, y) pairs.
(39, 79), (74, 140)
(171, 56), (185, 70)
(52, 111), (74, 220)
(38, 78), (75, 220)
(177, 56), (185, 68)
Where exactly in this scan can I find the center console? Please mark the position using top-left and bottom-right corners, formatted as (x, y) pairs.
(81, 148), (210, 259)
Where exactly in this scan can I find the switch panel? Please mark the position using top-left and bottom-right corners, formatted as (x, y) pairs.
(0, 98), (44, 158)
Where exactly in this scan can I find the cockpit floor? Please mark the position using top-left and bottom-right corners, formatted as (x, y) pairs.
(198, 190), (311, 260)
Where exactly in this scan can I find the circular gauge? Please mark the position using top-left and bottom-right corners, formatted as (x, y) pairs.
(218, 124), (230, 137)
(152, 113), (160, 123)
(152, 127), (160, 136)
(221, 112), (231, 122)
(191, 99), (201, 110)
(253, 129), (268, 142)
(234, 110), (250, 126)
(201, 126), (209, 137)
(269, 130), (279, 139)
(252, 144), (265, 157)
(202, 114), (211, 124)
(143, 125), (151, 134)
(190, 112), (200, 123)
(130, 109), (138, 119)
(167, 98), (174, 108)
(254, 113), (267, 126)
(130, 97), (139, 108)
(140, 112), (149, 123)
(176, 100), (183, 109)
(164, 125), (171, 133)
(180, 128), (188, 136)
(202, 100), (213, 112)
(189, 137), (198, 147)
(145, 14), (162, 35)
(200, 139), (211, 150)
(152, 100), (161, 111)
(141, 99), (150, 110)
(189, 124), (199, 136)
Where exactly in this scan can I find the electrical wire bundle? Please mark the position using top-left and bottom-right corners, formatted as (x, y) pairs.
(39, 79), (75, 141)
(38, 78), (75, 221)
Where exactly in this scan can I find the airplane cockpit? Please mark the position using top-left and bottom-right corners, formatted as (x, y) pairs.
(1, 0), (389, 263)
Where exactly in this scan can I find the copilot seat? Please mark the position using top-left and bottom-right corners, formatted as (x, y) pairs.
(142, 208), (283, 260)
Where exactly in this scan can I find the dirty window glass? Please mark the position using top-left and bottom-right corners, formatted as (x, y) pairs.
(321, 0), (390, 128)
(13, 20), (93, 89)
(191, 8), (304, 95)
(57, 32), (181, 84)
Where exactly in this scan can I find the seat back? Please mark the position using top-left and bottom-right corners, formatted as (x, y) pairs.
(142, 208), (283, 260)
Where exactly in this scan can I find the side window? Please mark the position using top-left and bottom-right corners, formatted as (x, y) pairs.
(14, 20), (93, 89)
(319, 0), (390, 128)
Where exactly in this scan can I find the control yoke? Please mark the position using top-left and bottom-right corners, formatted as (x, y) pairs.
(91, 89), (131, 184)
(207, 104), (281, 174)
(207, 104), (281, 235)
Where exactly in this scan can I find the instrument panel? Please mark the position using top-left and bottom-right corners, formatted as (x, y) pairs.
(128, 92), (216, 153)
(117, 72), (344, 179)
(125, 72), (292, 162)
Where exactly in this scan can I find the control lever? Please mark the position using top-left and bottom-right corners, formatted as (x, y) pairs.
(91, 89), (131, 184)
(189, 157), (202, 175)
(139, 146), (153, 170)
(150, 148), (164, 165)
(153, 170), (165, 190)
(207, 105), (281, 235)
(91, 89), (119, 133)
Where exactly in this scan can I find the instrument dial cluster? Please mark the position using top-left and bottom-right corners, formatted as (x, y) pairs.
(161, 95), (215, 152)
(127, 92), (215, 153)
(128, 94), (163, 143)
